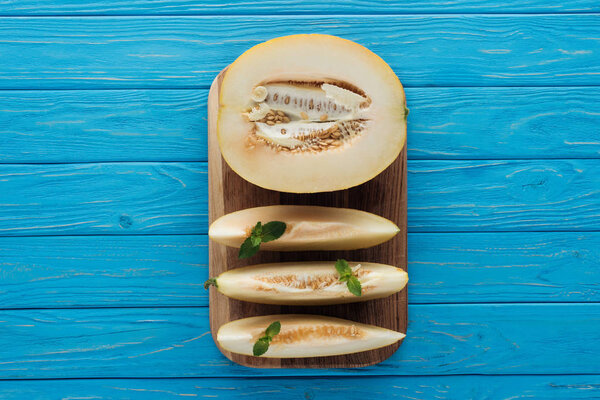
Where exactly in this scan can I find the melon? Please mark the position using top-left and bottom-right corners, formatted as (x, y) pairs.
(217, 314), (405, 358)
(208, 205), (399, 251)
(208, 261), (408, 305)
(218, 34), (407, 193)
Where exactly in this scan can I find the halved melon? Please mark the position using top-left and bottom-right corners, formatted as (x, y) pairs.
(208, 205), (399, 251)
(210, 262), (408, 305)
(218, 34), (407, 193)
(217, 314), (405, 358)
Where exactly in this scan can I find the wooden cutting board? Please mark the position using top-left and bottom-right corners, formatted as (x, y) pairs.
(208, 69), (407, 368)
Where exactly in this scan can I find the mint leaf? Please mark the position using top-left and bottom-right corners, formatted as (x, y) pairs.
(347, 276), (362, 297)
(261, 221), (286, 243)
(253, 337), (270, 356)
(252, 221), (263, 236)
(203, 278), (218, 289)
(335, 259), (351, 278)
(335, 259), (362, 296)
(238, 236), (260, 259)
(253, 320), (281, 357)
(250, 235), (262, 247)
(265, 321), (281, 338)
(238, 221), (287, 259)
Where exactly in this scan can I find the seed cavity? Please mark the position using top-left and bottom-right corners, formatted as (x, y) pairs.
(245, 80), (371, 153)
(269, 325), (364, 344)
(254, 267), (370, 293)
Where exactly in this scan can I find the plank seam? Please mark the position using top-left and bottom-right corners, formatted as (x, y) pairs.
(0, 12), (599, 17)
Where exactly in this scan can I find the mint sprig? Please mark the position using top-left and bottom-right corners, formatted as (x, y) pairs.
(253, 321), (281, 356)
(239, 221), (286, 259)
(335, 259), (362, 297)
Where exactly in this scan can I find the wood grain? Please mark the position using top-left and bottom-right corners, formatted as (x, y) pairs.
(1, 159), (600, 236)
(0, 16), (599, 89)
(0, 235), (208, 308)
(0, 231), (598, 308)
(1, 375), (599, 399)
(2, 87), (600, 163)
(0, 162), (207, 236)
(0, 90), (207, 163)
(2, 0), (598, 15)
(408, 159), (600, 231)
(1, 304), (600, 378)
(207, 70), (407, 368)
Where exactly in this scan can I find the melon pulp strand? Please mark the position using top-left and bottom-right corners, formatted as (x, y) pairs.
(208, 205), (400, 251)
(210, 261), (408, 305)
(217, 34), (407, 193)
(217, 314), (405, 358)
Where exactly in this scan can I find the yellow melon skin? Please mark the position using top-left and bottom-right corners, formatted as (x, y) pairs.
(217, 314), (405, 358)
(212, 261), (408, 305)
(218, 34), (407, 193)
(208, 205), (400, 251)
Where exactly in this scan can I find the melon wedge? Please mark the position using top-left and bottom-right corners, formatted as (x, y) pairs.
(217, 314), (405, 358)
(210, 262), (408, 305)
(208, 205), (399, 251)
(218, 34), (407, 193)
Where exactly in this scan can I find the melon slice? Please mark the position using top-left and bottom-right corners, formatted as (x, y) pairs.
(217, 314), (405, 358)
(209, 261), (408, 305)
(218, 34), (407, 193)
(208, 205), (399, 251)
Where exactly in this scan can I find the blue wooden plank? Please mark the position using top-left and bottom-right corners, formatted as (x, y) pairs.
(0, 90), (208, 163)
(0, 235), (208, 308)
(0, 162), (207, 236)
(0, 375), (599, 399)
(2, 0), (599, 15)
(407, 87), (600, 160)
(1, 160), (599, 236)
(0, 232), (598, 308)
(0, 304), (599, 378)
(0, 15), (599, 89)
(408, 159), (600, 232)
(2, 87), (599, 163)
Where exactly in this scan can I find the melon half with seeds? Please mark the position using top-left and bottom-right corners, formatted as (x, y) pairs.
(218, 34), (407, 193)
(217, 314), (405, 358)
(209, 261), (408, 305)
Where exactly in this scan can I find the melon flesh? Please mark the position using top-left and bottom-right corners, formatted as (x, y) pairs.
(212, 261), (408, 305)
(217, 314), (405, 358)
(208, 205), (399, 251)
(218, 34), (407, 193)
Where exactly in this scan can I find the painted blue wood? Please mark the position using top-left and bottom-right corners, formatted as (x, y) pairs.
(2, 0), (599, 15)
(0, 235), (208, 308)
(0, 16), (599, 89)
(0, 304), (599, 378)
(1, 160), (599, 236)
(0, 1), (597, 390)
(408, 159), (600, 232)
(2, 87), (600, 163)
(0, 232), (598, 308)
(0, 90), (208, 163)
(0, 163), (207, 236)
(0, 375), (599, 399)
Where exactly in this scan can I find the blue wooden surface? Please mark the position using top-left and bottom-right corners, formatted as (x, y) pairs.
(0, 1), (599, 399)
